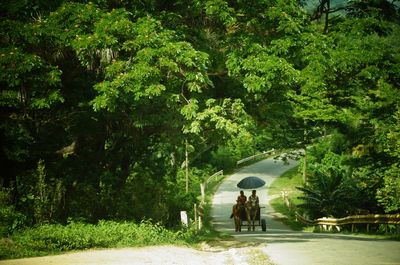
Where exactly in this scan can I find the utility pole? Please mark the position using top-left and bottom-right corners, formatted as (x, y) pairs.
(303, 146), (307, 184)
(185, 140), (189, 193)
(303, 119), (308, 184)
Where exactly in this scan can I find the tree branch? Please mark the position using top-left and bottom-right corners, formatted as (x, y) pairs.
(207, 71), (227, 77)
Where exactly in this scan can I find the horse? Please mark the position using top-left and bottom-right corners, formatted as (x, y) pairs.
(231, 201), (244, 232)
(245, 201), (258, 231)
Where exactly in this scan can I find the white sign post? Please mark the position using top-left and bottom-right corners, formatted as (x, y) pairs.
(180, 211), (188, 227)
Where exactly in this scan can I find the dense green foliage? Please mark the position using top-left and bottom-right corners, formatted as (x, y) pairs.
(1, 0), (399, 240)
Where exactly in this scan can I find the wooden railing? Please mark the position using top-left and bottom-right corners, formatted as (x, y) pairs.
(206, 170), (224, 184)
(236, 149), (275, 166)
(295, 212), (400, 233)
(200, 170), (224, 203)
(195, 170), (225, 230)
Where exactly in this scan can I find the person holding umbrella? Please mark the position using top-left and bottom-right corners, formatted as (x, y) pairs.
(245, 190), (260, 231)
(248, 190), (259, 208)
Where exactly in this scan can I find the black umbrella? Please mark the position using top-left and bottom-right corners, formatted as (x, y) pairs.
(237, 176), (266, 189)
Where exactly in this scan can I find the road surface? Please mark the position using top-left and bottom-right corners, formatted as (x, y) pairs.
(211, 157), (400, 265)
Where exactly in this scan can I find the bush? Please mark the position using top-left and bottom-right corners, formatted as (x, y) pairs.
(0, 188), (26, 237)
(0, 207), (26, 237)
(210, 146), (239, 171)
(0, 220), (196, 260)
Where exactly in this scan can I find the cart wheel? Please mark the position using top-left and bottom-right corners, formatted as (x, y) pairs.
(261, 219), (267, 231)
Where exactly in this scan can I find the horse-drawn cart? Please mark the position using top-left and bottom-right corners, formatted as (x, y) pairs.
(234, 176), (268, 232)
(238, 206), (267, 232)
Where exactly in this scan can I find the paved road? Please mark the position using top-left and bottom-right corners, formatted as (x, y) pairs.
(211, 157), (400, 265)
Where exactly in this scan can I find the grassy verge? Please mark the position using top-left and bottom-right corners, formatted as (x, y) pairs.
(0, 220), (199, 260)
(268, 165), (307, 231)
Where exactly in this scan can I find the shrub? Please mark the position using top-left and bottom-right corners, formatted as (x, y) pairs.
(210, 146), (239, 171)
(0, 220), (196, 260)
(0, 188), (27, 237)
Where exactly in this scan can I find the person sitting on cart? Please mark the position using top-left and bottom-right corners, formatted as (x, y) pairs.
(246, 190), (260, 231)
(237, 190), (247, 206)
(248, 190), (259, 209)
(231, 191), (246, 218)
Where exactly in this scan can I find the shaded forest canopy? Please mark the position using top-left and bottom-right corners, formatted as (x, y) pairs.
(0, 0), (399, 233)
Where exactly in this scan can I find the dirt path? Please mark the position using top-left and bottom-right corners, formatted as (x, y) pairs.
(1, 246), (226, 265)
(0, 244), (272, 265)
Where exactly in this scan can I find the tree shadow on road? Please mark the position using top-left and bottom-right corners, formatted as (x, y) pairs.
(231, 228), (397, 245)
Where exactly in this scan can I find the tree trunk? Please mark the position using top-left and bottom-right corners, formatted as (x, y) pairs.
(303, 119), (308, 184)
(303, 147), (307, 184)
(324, 0), (330, 34)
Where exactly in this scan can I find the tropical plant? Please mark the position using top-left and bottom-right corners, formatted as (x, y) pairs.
(297, 161), (357, 218)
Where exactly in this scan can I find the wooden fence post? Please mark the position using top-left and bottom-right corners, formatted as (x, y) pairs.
(281, 191), (290, 208)
(198, 204), (204, 230)
(200, 183), (205, 203)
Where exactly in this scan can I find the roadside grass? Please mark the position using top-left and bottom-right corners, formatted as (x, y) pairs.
(246, 248), (275, 265)
(267, 165), (308, 231)
(0, 220), (199, 260)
